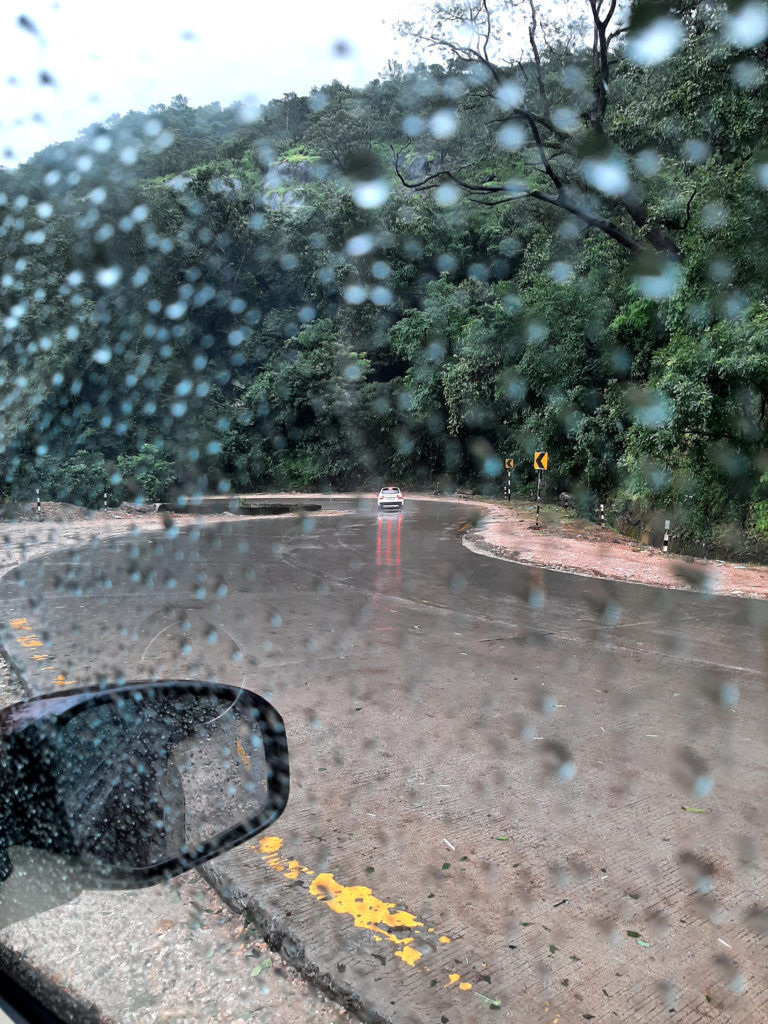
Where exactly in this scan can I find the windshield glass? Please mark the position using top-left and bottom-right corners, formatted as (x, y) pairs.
(2, 1), (768, 1021)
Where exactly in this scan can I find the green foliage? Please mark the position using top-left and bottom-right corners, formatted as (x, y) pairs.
(11, 451), (108, 508)
(748, 470), (768, 542)
(619, 304), (768, 547)
(116, 446), (176, 504)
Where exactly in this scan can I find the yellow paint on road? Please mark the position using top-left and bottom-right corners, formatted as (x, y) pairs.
(309, 872), (424, 963)
(258, 838), (428, 963)
(256, 835), (311, 882)
(394, 943), (422, 966)
(259, 836), (283, 854)
(235, 736), (251, 769)
(250, 835), (486, 996)
(16, 634), (42, 648)
(8, 615), (78, 686)
(446, 974), (473, 989)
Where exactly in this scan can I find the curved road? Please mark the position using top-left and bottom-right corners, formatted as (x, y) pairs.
(1, 498), (767, 1022)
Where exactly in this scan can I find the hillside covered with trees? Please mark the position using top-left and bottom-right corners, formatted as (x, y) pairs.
(1, 0), (768, 557)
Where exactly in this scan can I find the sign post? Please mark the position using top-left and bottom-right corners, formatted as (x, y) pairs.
(533, 452), (548, 529)
(536, 472), (541, 528)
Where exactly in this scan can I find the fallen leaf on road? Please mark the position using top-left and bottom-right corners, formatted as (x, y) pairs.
(251, 957), (272, 978)
(475, 993), (501, 1009)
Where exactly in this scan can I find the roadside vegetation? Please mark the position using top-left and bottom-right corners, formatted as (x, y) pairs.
(1, 0), (767, 558)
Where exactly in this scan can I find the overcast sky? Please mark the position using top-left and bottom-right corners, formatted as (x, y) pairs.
(1, 0), (424, 165)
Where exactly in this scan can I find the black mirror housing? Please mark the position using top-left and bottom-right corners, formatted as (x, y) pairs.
(0, 680), (289, 888)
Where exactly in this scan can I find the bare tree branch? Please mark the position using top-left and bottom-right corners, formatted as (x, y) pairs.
(527, 0), (551, 118)
(587, 0), (613, 129)
(395, 0), (681, 257)
(480, 0), (493, 64)
(404, 17), (503, 86)
(607, 25), (630, 44)
(393, 143), (647, 252)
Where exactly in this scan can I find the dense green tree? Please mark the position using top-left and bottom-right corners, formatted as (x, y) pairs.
(397, 0), (768, 265)
(621, 304), (768, 543)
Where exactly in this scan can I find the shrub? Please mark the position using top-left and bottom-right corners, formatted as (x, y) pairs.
(116, 445), (176, 504)
(11, 451), (109, 508)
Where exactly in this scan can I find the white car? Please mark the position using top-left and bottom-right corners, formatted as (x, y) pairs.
(377, 486), (404, 511)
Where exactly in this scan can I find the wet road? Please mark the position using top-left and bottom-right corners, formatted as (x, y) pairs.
(1, 498), (767, 1023)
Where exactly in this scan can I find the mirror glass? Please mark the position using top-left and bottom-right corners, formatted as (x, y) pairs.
(0, 683), (286, 879)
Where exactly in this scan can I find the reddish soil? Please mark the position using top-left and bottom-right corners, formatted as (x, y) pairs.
(463, 497), (768, 600)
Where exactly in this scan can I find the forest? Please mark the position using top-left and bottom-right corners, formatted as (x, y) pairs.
(1, 0), (767, 557)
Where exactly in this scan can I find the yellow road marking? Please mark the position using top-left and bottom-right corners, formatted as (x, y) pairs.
(8, 616), (78, 687)
(52, 674), (77, 686)
(235, 736), (251, 769)
(309, 872), (424, 964)
(250, 836), (486, 995)
(17, 634), (42, 648)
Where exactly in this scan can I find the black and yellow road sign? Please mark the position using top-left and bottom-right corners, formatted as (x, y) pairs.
(505, 458), (514, 469)
(534, 451), (548, 471)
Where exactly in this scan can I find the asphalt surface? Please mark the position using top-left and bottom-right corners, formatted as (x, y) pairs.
(1, 498), (767, 1023)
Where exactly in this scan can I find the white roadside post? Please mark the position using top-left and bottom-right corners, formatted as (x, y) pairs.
(663, 519), (670, 554)
(505, 457), (514, 503)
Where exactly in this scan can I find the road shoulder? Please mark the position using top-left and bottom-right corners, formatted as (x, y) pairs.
(459, 497), (768, 600)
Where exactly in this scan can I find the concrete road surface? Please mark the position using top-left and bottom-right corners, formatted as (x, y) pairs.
(1, 498), (767, 1023)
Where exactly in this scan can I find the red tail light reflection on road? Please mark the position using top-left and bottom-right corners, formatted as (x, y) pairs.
(374, 508), (403, 633)
(376, 515), (401, 568)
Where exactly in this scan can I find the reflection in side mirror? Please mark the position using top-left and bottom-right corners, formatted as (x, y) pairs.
(0, 681), (289, 888)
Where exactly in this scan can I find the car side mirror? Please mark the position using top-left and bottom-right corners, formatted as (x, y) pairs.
(0, 680), (289, 892)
